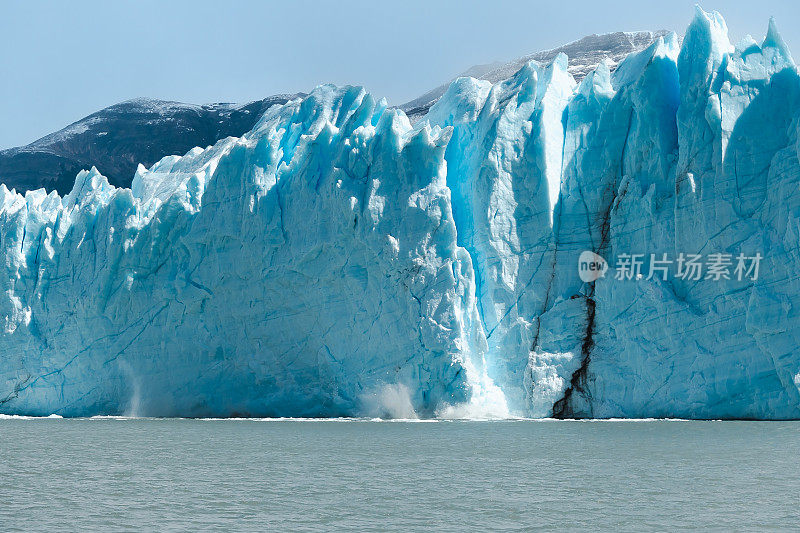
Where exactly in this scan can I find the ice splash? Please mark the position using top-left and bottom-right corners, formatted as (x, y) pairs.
(437, 356), (511, 419)
(360, 384), (419, 419)
(119, 360), (142, 418)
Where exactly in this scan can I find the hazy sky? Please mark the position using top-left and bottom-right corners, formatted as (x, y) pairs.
(2, 0), (799, 149)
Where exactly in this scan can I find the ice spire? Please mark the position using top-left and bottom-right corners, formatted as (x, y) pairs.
(762, 16), (794, 65)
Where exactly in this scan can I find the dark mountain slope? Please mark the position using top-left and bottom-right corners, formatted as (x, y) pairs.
(0, 95), (300, 194)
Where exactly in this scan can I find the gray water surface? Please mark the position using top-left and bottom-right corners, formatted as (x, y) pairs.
(1, 418), (798, 531)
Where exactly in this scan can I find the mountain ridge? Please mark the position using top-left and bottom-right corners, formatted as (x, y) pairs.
(0, 95), (301, 195)
(0, 30), (668, 195)
(399, 30), (673, 120)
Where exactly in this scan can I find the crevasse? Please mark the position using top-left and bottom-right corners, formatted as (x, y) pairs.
(2, 8), (800, 419)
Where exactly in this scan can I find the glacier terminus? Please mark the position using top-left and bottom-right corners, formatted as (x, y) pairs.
(1, 7), (800, 419)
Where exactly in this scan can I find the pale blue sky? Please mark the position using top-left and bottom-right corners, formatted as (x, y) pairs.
(2, 0), (799, 149)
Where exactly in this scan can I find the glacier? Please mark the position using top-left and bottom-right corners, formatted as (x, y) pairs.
(2, 7), (800, 419)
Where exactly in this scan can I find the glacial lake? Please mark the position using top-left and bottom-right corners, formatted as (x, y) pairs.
(1, 417), (798, 531)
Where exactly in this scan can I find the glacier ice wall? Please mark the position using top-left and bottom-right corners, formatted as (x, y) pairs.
(2, 7), (800, 418)
(0, 88), (500, 417)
